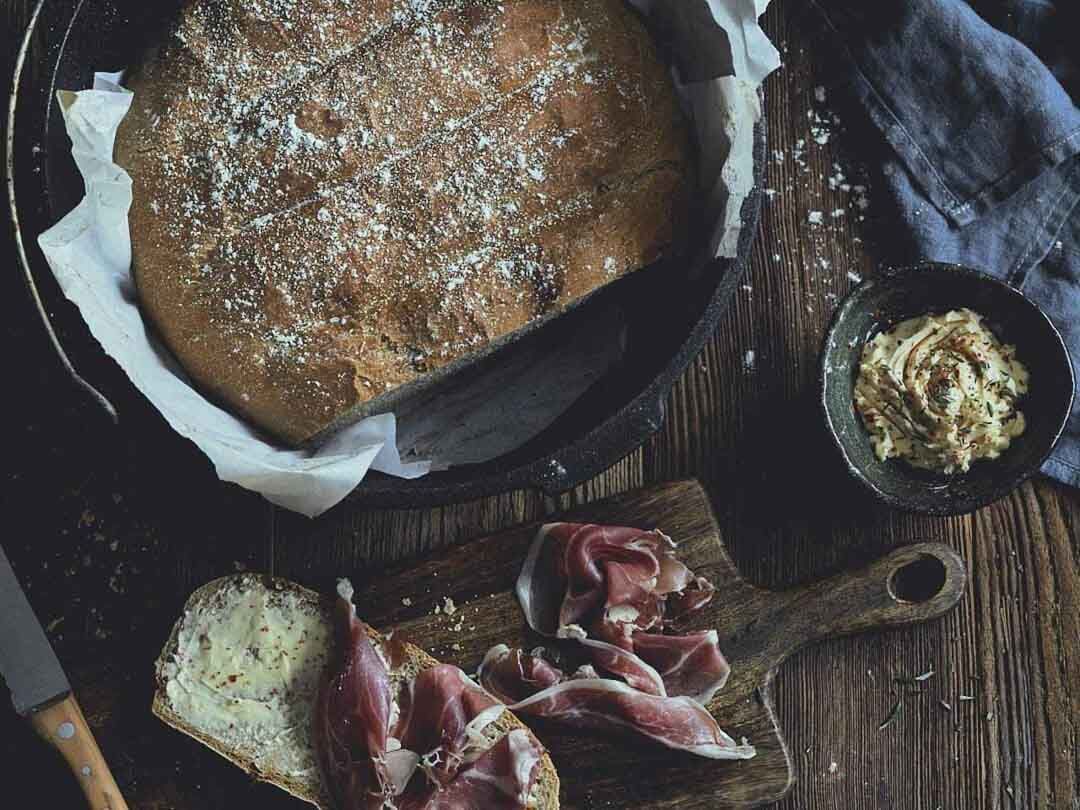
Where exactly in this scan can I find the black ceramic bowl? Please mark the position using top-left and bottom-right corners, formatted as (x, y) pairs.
(820, 263), (1074, 516)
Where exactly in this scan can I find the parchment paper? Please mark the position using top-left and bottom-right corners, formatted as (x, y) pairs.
(37, 2), (779, 517)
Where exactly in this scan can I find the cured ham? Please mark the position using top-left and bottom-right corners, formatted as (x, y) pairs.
(501, 522), (753, 760)
(574, 631), (731, 702)
(315, 580), (396, 810)
(517, 524), (710, 645)
(515, 523), (731, 698)
(398, 730), (544, 810)
(577, 636), (667, 696)
(317, 581), (544, 810)
(630, 630), (730, 704)
(479, 646), (755, 760)
(517, 523), (718, 649)
(477, 646), (565, 704)
(665, 575), (717, 620)
(391, 663), (505, 786)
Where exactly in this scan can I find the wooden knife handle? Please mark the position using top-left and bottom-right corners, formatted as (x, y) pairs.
(29, 694), (129, 810)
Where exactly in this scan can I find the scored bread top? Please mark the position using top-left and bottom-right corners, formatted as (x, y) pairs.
(116, 0), (691, 446)
(153, 575), (559, 809)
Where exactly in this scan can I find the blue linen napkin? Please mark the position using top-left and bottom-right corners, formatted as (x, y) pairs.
(809, 0), (1080, 487)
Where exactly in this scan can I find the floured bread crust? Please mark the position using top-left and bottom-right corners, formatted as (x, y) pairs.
(117, 0), (691, 446)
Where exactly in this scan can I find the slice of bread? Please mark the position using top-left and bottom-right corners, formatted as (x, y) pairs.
(153, 574), (559, 809)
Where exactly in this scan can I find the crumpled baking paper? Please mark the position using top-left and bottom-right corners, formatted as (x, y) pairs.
(40, 75), (430, 518)
(630, 0), (781, 258)
(37, 2), (778, 518)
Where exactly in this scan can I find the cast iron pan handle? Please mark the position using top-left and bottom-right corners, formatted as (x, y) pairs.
(9, 0), (119, 425)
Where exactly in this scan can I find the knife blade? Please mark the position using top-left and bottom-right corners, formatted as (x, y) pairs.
(0, 544), (71, 715)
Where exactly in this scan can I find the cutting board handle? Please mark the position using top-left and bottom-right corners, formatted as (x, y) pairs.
(755, 542), (967, 672)
(29, 694), (129, 810)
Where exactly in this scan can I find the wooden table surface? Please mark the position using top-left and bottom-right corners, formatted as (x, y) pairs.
(2, 2), (1077, 809)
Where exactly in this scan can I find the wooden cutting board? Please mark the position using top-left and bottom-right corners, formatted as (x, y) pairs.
(354, 480), (967, 809)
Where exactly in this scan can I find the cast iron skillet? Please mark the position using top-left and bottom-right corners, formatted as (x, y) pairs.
(9, 0), (765, 509)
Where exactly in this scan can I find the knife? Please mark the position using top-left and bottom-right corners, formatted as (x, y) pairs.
(0, 545), (129, 809)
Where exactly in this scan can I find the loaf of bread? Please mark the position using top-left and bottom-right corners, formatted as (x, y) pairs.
(116, 0), (691, 446)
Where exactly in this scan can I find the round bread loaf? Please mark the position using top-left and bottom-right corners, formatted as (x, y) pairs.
(116, 0), (691, 446)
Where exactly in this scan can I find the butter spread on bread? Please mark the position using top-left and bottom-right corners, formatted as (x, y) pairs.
(156, 579), (333, 799)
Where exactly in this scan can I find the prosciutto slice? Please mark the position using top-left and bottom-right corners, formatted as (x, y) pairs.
(502, 523), (753, 760)
(517, 523), (717, 646)
(317, 581), (544, 810)
(630, 630), (730, 704)
(391, 663), (505, 786)
(477, 646), (565, 704)
(576, 637), (667, 697)
(315, 580), (396, 810)
(398, 730), (543, 810)
(479, 646), (755, 760)
(515, 523), (731, 699)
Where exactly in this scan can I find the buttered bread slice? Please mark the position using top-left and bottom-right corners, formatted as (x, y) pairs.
(153, 575), (559, 809)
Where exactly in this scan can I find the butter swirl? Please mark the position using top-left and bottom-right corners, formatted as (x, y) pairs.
(854, 308), (1029, 474)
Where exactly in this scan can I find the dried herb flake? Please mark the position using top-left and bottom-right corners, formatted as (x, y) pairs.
(894, 669), (934, 687)
(878, 698), (903, 731)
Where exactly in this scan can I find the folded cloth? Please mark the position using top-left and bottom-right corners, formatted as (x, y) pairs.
(809, 0), (1080, 487)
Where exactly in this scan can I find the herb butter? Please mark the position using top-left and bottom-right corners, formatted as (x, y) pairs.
(854, 308), (1029, 473)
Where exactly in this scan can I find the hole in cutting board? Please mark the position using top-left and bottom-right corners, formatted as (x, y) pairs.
(887, 554), (947, 603)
